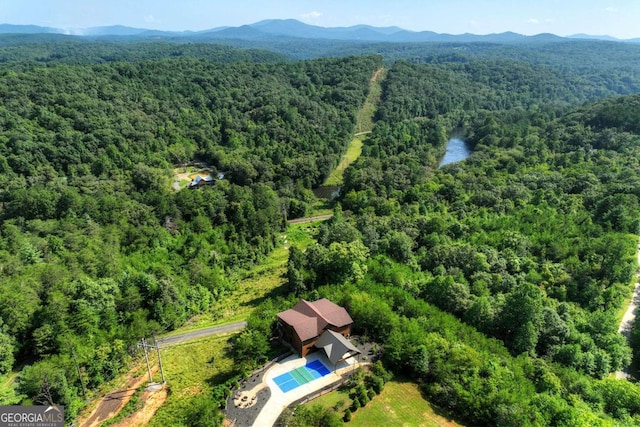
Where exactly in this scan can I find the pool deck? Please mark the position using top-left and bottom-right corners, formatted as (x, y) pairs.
(226, 351), (359, 427)
(257, 352), (356, 426)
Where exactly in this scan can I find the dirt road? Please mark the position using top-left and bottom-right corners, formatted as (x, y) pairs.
(287, 214), (332, 225)
(78, 321), (247, 426)
(80, 366), (158, 427)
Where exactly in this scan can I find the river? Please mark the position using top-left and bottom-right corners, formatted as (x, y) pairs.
(439, 138), (471, 167)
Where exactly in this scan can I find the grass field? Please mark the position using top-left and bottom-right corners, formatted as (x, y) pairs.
(323, 137), (364, 187)
(307, 379), (463, 427)
(147, 335), (234, 426)
(355, 68), (384, 135)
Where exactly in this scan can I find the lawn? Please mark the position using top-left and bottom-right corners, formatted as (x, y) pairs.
(147, 335), (235, 427)
(307, 379), (463, 427)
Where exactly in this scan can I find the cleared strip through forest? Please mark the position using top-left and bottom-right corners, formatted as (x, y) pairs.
(322, 67), (385, 187)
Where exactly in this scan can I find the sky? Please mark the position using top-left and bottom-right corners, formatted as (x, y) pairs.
(0, 0), (639, 39)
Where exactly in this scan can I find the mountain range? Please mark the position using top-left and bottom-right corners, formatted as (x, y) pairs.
(0, 19), (638, 44)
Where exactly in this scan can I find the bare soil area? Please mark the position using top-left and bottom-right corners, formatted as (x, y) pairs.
(79, 366), (158, 427)
(111, 385), (168, 427)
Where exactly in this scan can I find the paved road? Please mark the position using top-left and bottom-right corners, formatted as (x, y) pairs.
(157, 321), (247, 347)
(616, 245), (640, 379)
(287, 214), (332, 225)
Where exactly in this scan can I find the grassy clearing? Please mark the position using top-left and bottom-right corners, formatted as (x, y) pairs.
(147, 335), (235, 427)
(355, 68), (385, 135)
(323, 137), (364, 187)
(210, 222), (319, 321)
(171, 166), (215, 190)
(307, 379), (463, 427)
(323, 67), (384, 187)
(616, 275), (638, 327)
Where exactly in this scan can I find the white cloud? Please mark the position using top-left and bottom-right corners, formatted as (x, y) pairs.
(302, 11), (322, 19)
(527, 18), (540, 24)
(144, 15), (157, 23)
(605, 7), (618, 13)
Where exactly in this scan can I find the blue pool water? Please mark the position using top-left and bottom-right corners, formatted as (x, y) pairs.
(273, 360), (332, 393)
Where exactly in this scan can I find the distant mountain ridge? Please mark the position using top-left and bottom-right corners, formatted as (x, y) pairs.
(0, 19), (638, 44)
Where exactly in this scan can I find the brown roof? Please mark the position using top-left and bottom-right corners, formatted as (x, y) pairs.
(277, 298), (353, 342)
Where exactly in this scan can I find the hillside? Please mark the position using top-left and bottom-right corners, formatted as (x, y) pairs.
(1, 37), (640, 426)
(0, 52), (381, 421)
(280, 69), (640, 425)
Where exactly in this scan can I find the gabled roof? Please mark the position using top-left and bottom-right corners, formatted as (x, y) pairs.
(315, 329), (361, 365)
(277, 298), (353, 342)
(190, 175), (215, 187)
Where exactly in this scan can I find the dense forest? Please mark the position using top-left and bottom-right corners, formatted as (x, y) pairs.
(1, 37), (640, 426)
(272, 62), (640, 425)
(0, 50), (381, 419)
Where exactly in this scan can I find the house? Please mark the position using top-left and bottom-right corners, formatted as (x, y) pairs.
(277, 298), (359, 362)
(189, 175), (214, 188)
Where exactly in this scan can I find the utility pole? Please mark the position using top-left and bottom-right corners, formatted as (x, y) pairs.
(153, 334), (166, 384)
(138, 335), (167, 385)
(141, 337), (153, 383)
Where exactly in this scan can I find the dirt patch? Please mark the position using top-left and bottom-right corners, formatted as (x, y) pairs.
(78, 366), (158, 427)
(371, 67), (384, 82)
(111, 385), (168, 427)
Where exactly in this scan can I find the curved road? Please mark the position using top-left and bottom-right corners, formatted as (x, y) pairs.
(157, 321), (247, 348)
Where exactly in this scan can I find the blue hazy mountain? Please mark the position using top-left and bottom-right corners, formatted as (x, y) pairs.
(0, 19), (635, 43)
(0, 24), (61, 34)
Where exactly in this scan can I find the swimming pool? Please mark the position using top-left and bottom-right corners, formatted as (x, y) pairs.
(273, 360), (332, 393)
